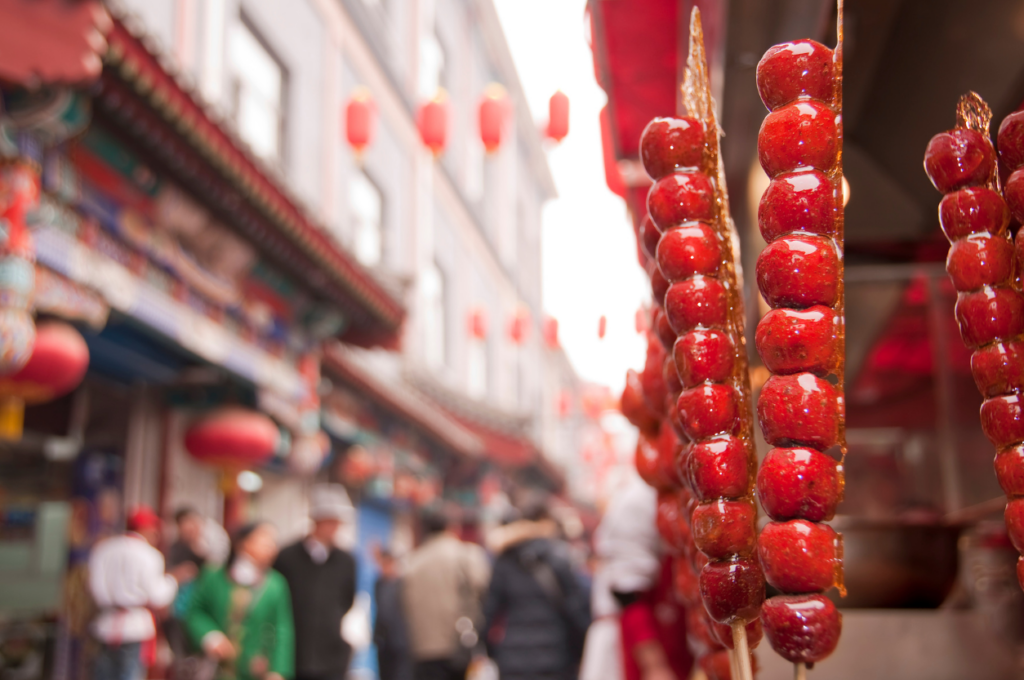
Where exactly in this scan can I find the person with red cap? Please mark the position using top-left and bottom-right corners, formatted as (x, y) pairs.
(88, 506), (183, 680)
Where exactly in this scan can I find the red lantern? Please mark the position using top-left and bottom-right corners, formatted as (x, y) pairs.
(467, 308), (488, 341)
(542, 316), (559, 349)
(417, 93), (448, 156)
(479, 83), (508, 153)
(600, 106), (626, 198)
(345, 87), (376, 155)
(509, 308), (531, 345)
(598, 315), (608, 339)
(0, 320), (89, 440)
(184, 408), (280, 471)
(546, 90), (569, 142)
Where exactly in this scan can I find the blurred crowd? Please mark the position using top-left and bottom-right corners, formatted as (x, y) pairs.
(80, 475), (689, 680)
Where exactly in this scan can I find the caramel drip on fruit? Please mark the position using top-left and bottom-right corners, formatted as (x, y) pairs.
(956, 92), (1000, 194)
(682, 7), (756, 485)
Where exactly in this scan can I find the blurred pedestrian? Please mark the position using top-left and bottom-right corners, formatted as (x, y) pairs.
(402, 508), (490, 680)
(166, 507), (208, 662)
(186, 522), (293, 680)
(373, 548), (412, 680)
(274, 485), (358, 680)
(89, 506), (180, 680)
(483, 500), (591, 680)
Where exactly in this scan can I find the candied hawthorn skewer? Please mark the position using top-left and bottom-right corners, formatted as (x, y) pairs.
(751, 12), (845, 675)
(922, 94), (1024, 591)
(641, 9), (761, 680)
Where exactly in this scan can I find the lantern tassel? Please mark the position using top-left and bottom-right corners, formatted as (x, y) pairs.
(0, 397), (25, 440)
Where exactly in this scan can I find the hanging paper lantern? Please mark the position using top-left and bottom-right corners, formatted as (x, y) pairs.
(598, 315), (607, 339)
(600, 106), (626, 198)
(417, 93), (448, 156)
(546, 90), (569, 142)
(345, 87), (376, 155)
(184, 407), (280, 470)
(0, 320), (88, 440)
(479, 83), (508, 153)
(542, 316), (559, 349)
(467, 308), (488, 341)
(509, 308), (531, 345)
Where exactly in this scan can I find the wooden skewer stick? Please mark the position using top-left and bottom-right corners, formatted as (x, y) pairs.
(794, 662), (808, 680)
(730, 622), (754, 680)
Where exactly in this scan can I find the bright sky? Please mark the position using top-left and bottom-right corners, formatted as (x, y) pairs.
(494, 0), (650, 394)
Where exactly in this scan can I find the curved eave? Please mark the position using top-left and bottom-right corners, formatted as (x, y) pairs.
(102, 19), (405, 344)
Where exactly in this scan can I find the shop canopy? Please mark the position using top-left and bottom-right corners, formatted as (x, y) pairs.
(0, 0), (405, 349)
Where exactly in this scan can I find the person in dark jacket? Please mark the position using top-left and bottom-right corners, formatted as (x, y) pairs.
(483, 502), (591, 680)
(373, 548), (413, 680)
(273, 485), (358, 680)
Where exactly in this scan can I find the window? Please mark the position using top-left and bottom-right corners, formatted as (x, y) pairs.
(418, 30), (446, 98)
(229, 17), (286, 164)
(350, 170), (384, 267)
(423, 261), (447, 369)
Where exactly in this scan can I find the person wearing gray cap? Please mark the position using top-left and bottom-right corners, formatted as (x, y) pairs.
(273, 484), (358, 680)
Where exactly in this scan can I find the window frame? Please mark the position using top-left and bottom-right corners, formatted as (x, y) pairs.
(349, 167), (387, 268)
(229, 11), (290, 168)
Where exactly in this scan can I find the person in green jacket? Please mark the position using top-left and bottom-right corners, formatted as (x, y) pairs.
(186, 522), (295, 680)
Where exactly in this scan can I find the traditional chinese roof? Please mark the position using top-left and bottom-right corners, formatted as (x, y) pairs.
(322, 343), (484, 459)
(1, 1), (405, 347)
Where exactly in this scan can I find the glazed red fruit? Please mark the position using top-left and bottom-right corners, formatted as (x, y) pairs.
(758, 101), (838, 178)
(656, 418), (686, 488)
(758, 447), (840, 522)
(635, 432), (671, 490)
(640, 342), (669, 418)
(676, 384), (739, 440)
(648, 173), (715, 231)
(756, 235), (840, 310)
(664, 277), (729, 334)
(1018, 230), (1024, 280)
(650, 264), (669, 306)
(692, 500), (757, 560)
(1018, 556), (1024, 592)
(640, 215), (661, 260)
(657, 222), (720, 282)
(923, 128), (996, 193)
(980, 394), (1024, 449)
(970, 341), (1024, 398)
(1003, 168), (1024, 223)
(938, 187), (1009, 241)
(997, 110), (1024, 173)
(759, 520), (839, 593)
(641, 116), (706, 180)
(946, 234), (1013, 292)
(700, 557), (766, 624)
(755, 306), (838, 376)
(674, 329), (735, 388)
(954, 287), (1024, 348)
(621, 369), (659, 436)
(758, 169), (836, 243)
(761, 594), (841, 664)
(758, 373), (840, 450)
(994, 445), (1024, 497)
(700, 650), (734, 680)
(663, 355), (683, 396)
(675, 559), (702, 607)
(653, 308), (676, 352)
(1005, 498), (1024, 553)
(712, 618), (763, 651)
(657, 491), (692, 551)
(688, 436), (752, 501)
(756, 40), (835, 111)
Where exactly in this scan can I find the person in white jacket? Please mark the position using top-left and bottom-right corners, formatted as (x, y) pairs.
(88, 506), (182, 680)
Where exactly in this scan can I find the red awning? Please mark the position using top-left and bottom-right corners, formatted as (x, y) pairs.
(0, 0), (110, 86)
